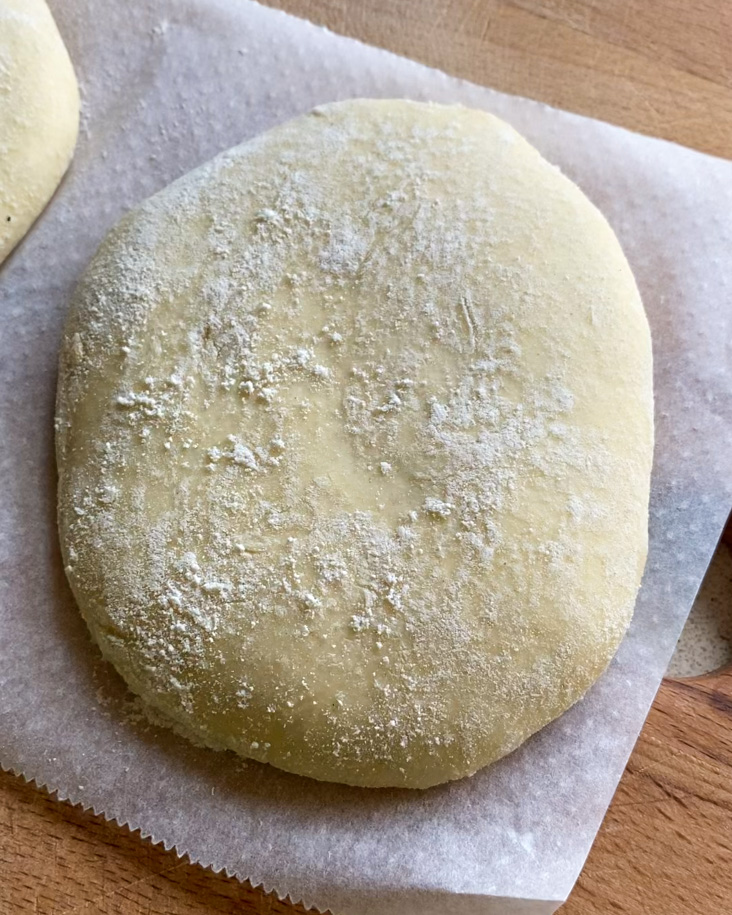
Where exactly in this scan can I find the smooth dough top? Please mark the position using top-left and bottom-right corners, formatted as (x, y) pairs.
(57, 100), (653, 789)
(0, 0), (79, 264)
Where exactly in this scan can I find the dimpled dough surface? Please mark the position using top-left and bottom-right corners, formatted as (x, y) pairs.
(0, 0), (79, 264)
(56, 100), (653, 789)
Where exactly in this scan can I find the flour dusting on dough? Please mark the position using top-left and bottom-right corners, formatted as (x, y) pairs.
(56, 100), (653, 788)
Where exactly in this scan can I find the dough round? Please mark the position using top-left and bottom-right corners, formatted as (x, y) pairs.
(0, 0), (79, 264)
(57, 100), (653, 789)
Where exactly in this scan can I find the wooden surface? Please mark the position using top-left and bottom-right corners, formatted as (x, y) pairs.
(3, 1), (732, 912)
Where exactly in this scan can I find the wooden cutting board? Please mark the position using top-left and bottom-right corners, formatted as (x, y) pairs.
(2, 2), (732, 912)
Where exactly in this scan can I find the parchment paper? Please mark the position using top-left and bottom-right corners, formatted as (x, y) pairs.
(2, 1), (732, 912)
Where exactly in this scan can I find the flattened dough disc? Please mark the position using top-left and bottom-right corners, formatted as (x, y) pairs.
(0, 0), (79, 264)
(57, 100), (653, 788)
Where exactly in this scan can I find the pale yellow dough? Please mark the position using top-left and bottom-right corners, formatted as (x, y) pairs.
(56, 100), (653, 788)
(0, 0), (79, 264)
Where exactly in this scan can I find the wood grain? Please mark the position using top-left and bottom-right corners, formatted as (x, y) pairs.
(260, 0), (732, 157)
(3, 1), (732, 912)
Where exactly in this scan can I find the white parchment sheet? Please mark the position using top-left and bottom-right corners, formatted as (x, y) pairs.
(2, 1), (732, 913)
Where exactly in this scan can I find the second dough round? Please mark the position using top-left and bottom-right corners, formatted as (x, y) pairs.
(0, 0), (79, 263)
